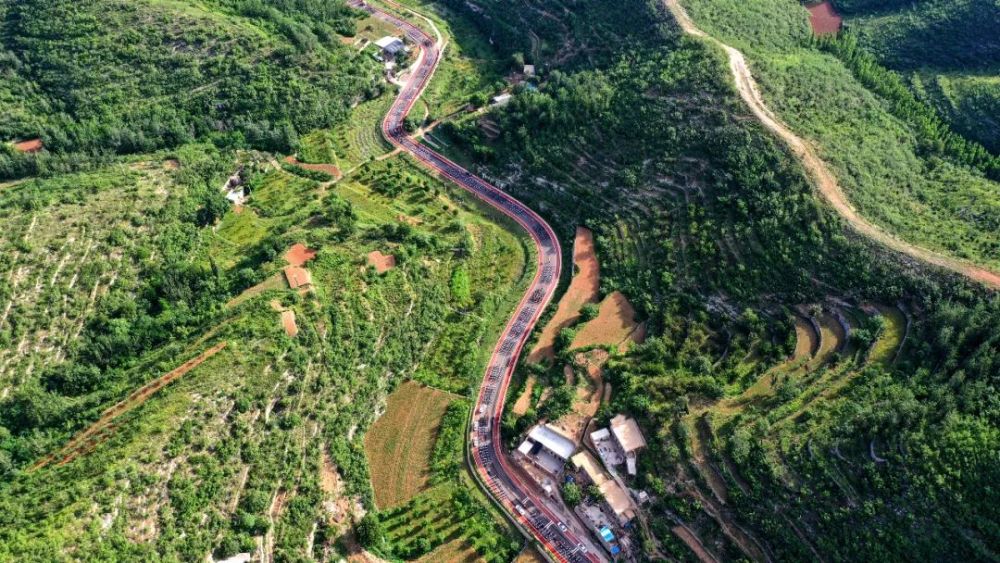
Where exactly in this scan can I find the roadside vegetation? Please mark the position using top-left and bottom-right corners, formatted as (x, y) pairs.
(430, 0), (1000, 559)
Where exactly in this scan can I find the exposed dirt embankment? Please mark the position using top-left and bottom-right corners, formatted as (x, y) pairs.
(662, 0), (1000, 290)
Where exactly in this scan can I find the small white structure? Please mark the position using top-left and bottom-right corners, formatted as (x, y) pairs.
(491, 93), (513, 106)
(523, 64), (536, 76)
(374, 36), (405, 56)
(225, 188), (245, 205)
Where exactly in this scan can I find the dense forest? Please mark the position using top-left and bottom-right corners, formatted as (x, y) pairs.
(0, 0), (380, 179)
(835, 0), (1000, 152)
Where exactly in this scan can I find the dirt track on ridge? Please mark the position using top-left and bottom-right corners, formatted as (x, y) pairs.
(663, 0), (1000, 290)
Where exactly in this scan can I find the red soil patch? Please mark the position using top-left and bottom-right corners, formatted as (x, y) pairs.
(512, 375), (536, 415)
(529, 227), (600, 363)
(285, 243), (318, 267)
(806, 1), (842, 35)
(284, 155), (342, 180)
(571, 291), (645, 352)
(12, 138), (43, 153)
(284, 266), (313, 289)
(281, 310), (299, 337)
(367, 250), (396, 273)
(30, 342), (228, 471)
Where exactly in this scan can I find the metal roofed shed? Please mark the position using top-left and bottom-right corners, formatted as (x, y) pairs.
(528, 424), (576, 460)
(491, 93), (513, 106)
(374, 36), (405, 55)
(517, 439), (534, 456)
(571, 451), (609, 487)
(610, 415), (646, 453)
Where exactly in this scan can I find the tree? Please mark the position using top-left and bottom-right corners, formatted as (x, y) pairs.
(356, 514), (384, 549)
(561, 482), (582, 506)
(580, 302), (600, 322)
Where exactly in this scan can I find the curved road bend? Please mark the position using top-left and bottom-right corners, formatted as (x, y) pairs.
(348, 1), (605, 562)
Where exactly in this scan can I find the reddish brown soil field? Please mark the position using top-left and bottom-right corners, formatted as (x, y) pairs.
(284, 156), (342, 180)
(31, 342), (228, 471)
(367, 250), (396, 273)
(285, 243), (318, 267)
(512, 375), (536, 415)
(806, 1), (842, 35)
(281, 310), (299, 337)
(13, 138), (43, 153)
(529, 226), (600, 362)
(571, 291), (644, 351)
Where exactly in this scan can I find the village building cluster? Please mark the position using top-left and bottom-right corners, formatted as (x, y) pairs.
(512, 414), (648, 559)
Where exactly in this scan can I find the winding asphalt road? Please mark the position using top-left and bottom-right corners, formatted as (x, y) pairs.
(348, 1), (605, 561)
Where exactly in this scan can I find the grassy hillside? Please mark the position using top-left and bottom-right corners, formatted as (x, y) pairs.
(836, 0), (1000, 151)
(0, 0), (379, 179)
(680, 0), (1000, 272)
(432, 0), (1000, 559)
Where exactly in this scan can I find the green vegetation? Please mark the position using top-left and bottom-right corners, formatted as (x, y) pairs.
(433, 0), (1000, 559)
(364, 399), (520, 562)
(3, 0), (998, 561)
(0, 95), (528, 560)
(835, 0), (1000, 152)
(681, 0), (1000, 271)
(0, 0), (380, 179)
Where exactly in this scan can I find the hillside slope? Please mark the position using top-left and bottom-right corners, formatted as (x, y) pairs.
(837, 0), (1000, 152)
(0, 0), (377, 178)
(430, 0), (1000, 559)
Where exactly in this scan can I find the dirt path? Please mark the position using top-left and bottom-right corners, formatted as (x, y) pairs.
(662, 0), (1000, 290)
(30, 342), (228, 471)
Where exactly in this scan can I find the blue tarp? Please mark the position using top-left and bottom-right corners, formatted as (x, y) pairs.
(610, 545), (621, 555)
(599, 527), (615, 542)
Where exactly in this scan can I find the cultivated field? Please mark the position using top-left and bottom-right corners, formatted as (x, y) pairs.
(364, 381), (456, 508)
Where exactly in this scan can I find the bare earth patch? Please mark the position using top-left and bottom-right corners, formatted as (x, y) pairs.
(363, 381), (454, 508)
(281, 310), (298, 337)
(571, 291), (645, 352)
(805, 1), (842, 35)
(367, 250), (396, 273)
(284, 155), (342, 180)
(12, 138), (43, 153)
(529, 226), (600, 363)
(285, 243), (317, 267)
(512, 375), (536, 416)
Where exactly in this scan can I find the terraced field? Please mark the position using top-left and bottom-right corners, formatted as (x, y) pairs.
(333, 95), (397, 171)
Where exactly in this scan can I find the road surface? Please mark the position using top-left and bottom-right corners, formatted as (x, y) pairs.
(662, 0), (1000, 290)
(349, 1), (605, 561)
